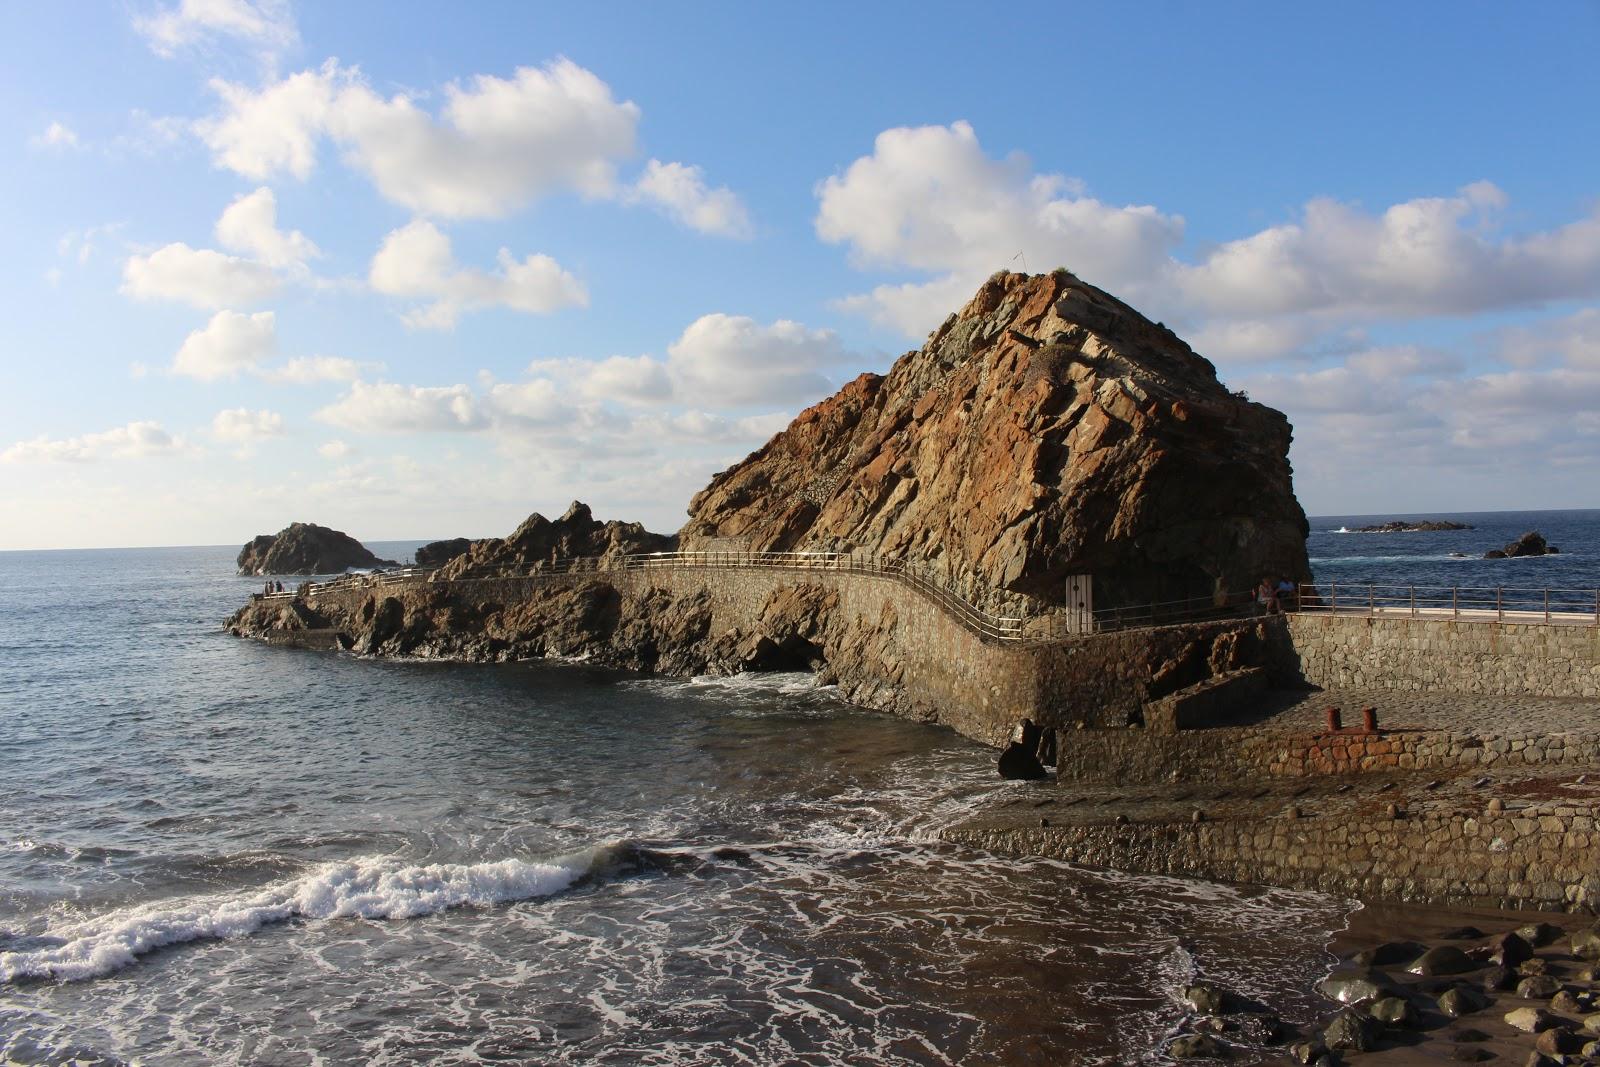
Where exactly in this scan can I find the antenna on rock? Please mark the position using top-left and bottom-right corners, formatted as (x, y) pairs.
(1012, 250), (1027, 273)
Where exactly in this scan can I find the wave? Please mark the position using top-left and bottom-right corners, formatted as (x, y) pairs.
(0, 845), (639, 985)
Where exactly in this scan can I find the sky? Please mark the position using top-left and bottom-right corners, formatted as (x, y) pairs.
(2, 1), (1598, 550)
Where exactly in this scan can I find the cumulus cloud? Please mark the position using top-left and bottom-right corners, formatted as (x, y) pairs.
(316, 381), (488, 433)
(171, 309), (277, 380)
(134, 0), (297, 66)
(32, 121), (80, 150)
(368, 219), (586, 328)
(2, 421), (182, 463)
(215, 186), (318, 268)
(317, 439), (353, 459)
(211, 406), (284, 441)
(628, 160), (752, 238)
(198, 58), (640, 217)
(123, 243), (281, 308)
(521, 355), (672, 406)
(1173, 181), (1600, 319)
(665, 314), (849, 407)
(817, 121), (1184, 334)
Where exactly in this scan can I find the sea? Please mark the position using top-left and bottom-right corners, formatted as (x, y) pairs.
(0, 508), (1594, 1065)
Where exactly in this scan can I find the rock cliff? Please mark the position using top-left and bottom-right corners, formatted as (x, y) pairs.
(237, 522), (397, 576)
(683, 269), (1310, 611)
(415, 538), (472, 566)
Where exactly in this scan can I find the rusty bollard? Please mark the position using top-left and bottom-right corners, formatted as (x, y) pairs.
(1324, 706), (1343, 732)
(1361, 707), (1379, 733)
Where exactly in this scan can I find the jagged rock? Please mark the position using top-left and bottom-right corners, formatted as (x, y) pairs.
(237, 522), (397, 576)
(1411, 946), (1477, 976)
(1534, 1025), (1585, 1056)
(1484, 965), (1519, 991)
(997, 743), (1047, 780)
(681, 270), (1311, 613)
(415, 538), (472, 566)
(1494, 530), (1551, 558)
(1491, 931), (1535, 967)
(1520, 957), (1550, 976)
(1551, 990), (1582, 1015)
(1288, 1040), (1326, 1064)
(1324, 1009), (1381, 1052)
(440, 501), (675, 576)
(1356, 520), (1474, 533)
(1568, 928), (1600, 960)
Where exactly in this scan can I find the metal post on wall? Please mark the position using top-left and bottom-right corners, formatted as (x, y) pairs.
(1496, 587), (1503, 623)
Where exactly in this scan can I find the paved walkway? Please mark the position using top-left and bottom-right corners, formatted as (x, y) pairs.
(1235, 687), (1600, 736)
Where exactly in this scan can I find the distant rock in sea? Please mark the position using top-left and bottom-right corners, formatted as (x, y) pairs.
(1485, 530), (1555, 559)
(237, 522), (398, 576)
(436, 501), (677, 576)
(415, 538), (472, 567)
(1355, 520), (1473, 533)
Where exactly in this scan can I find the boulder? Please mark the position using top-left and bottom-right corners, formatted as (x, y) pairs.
(1323, 1009), (1382, 1052)
(415, 538), (472, 566)
(1490, 931), (1535, 967)
(440, 501), (676, 576)
(1569, 929), (1600, 960)
(997, 743), (1048, 780)
(679, 270), (1312, 615)
(236, 522), (398, 576)
(1318, 967), (1397, 1004)
(1534, 1025), (1585, 1056)
(1438, 986), (1490, 1017)
(1353, 940), (1426, 967)
(1505, 1006), (1560, 1032)
(1184, 982), (1229, 1014)
(1369, 996), (1416, 1027)
(1410, 945), (1477, 976)
(1518, 976), (1562, 999)
(1550, 990), (1582, 1014)
(1504, 531), (1550, 557)
(1168, 1034), (1229, 1059)
(1484, 965), (1519, 991)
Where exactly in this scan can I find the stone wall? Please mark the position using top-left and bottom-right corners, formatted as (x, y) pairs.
(1055, 724), (1600, 784)
(1287, 613), (1600, 698)
(946, 800), (1600, 911)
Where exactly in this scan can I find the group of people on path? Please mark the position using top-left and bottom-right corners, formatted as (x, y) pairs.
(1255, 575), (1297, 615)
(262, 579), (286, 594)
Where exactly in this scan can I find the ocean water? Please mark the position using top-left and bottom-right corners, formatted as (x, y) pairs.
(1307, 508), (1600, 605)
(0, 544), (1357, 1066)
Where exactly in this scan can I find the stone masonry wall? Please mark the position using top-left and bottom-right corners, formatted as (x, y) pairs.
(1287, 613), (1600, 698)
(947, 801), (1600, 911)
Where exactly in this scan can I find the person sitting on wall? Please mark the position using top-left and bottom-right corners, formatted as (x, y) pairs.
(1255, 577), (1279, 616)
(1275, 576), (1297, 613)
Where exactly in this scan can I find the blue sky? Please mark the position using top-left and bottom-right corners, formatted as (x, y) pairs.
(3, 1), (1598, 549)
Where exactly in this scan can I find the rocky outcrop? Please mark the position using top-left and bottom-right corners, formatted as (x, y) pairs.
(682, 269), (1310, 612)
(236, 523), (397, 576)
(1355, 520), (1472, 533)
(415, 538), (472, 566)
(1485, 531), (1556, 559)
(437, 501), (675, 576)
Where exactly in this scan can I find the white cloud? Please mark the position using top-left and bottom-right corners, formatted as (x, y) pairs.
(521, 354), (672, 406)
(665, 314), (847, 407)
(316, 381), (488, 433)
(215, 186), (318, 268)
(32, 121), (80, 150)
(318, 439), (353, 459)
(198, 58), (640, 218)
(135, 0), (297, 66)
(1496, 308), (1600, 370)
(817, 121), (1184, 335)
(1186, 319), (1323, 365)
(258, 355), (376, 384)
(211, 407), (284, 441)
(122, 242), (281, 308)
(1174, 182), (1600, 319)
(2, 421), (182, 463)
(171, 310), (277, 380)
(369, 219), (587, 328)
(628, 160), (752, 238)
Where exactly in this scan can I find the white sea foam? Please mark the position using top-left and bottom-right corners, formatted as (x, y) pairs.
(0, 850), (599, 984)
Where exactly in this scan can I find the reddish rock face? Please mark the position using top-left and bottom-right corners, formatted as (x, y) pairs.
(681, 270), (1311, 611)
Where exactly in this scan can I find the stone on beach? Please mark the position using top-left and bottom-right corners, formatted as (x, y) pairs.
(1323, 1009), (1382, 1052)
(1168, 1033), (1229, 1058)
(1505, 1006), (1560, 1032)
(1409, 945), (1477, 976)
(1317, 968), (1397, 1004)
(1438, 986), (1489, 1017)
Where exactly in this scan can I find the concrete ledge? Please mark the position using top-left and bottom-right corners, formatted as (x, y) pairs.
(1145, 667), (1268, 733)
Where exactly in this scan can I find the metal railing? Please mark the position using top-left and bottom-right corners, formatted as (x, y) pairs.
(1296, 582), (1600, 626)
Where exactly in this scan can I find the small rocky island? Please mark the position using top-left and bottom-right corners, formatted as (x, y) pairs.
(1354, 520), (1473, 533)
(237, 522), (397, 576)
(1485, 530), (1559, 559)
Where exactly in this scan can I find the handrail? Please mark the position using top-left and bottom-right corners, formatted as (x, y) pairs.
(1296, 582), (1600, 626)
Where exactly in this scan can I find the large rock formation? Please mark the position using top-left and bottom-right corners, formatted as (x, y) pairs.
(414, 538), (472, 567)
(683, 270), (1310, 611)
(237, 523), (397, 576)
(436, 501), (676, 575)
